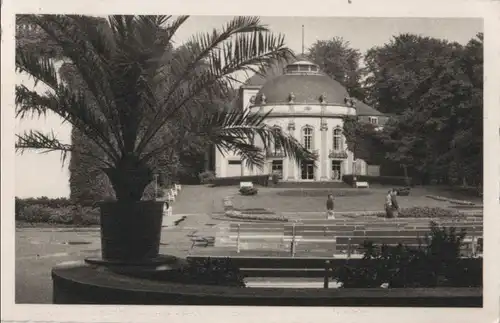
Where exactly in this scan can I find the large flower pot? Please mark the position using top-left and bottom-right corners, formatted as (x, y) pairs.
(98, 201), (164, 263)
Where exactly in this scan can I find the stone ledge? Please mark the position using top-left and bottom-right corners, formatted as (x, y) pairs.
(52, 263), (482, 307)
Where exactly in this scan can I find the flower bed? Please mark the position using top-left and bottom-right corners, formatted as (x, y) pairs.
(426, 195), (476, 206)
(373, 206), (462, 218)
(239, 187), (258, 196)
(277, 189), (372, 197)
(224, 210), (288, 222)
(234, 208), (275, 215)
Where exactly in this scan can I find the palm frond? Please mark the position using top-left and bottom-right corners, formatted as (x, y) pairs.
(29, 15), (123, 148)
(16, 130), (72, 164)
(136, 22), (293, 156)
(16, 130), (114, 167)
(197, 108), (315, 169)
(15, 50), (59, 89)
(15, 80), (120, 163)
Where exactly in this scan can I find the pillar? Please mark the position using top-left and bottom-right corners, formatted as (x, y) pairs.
(320, 121), (328, 181)
(287, 120), (296, 181)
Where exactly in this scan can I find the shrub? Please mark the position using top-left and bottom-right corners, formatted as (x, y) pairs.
(373, 207), (461, 218)
(16, 196), (74, 209)
(334, 222), (481, 288)
(17, 203), (100, 225)
(77, 206), (101, 225)
(141, 181), (168, 201)
(271, 173), (280, 185)
(212, 175), (270, 187)
(342, 175), (412, 186)
(172, 257), (246, 287)
(21, 205), (53, 223)
(199, 171), (216, 184)
(239, 187), (258, 196)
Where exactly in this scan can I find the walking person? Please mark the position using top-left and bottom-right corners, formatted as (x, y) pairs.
(385, 188), (400, 218)
(326, 194), (335, 219)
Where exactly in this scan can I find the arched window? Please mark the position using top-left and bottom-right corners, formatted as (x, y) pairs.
(333, 128), (343, 151)
(302, 126), (314, 150)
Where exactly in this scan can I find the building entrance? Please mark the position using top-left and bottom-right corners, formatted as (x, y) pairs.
(331, 160), (342, 181)
(300, 160), (315, 180)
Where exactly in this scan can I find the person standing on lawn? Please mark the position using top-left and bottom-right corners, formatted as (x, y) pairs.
(385, 188), (400, 218)
(326, 194), (335, 219)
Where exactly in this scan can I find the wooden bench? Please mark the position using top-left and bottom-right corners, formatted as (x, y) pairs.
(187, 255), (339, 285)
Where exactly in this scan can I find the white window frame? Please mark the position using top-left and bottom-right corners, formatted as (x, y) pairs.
(302, 126), (314, 150)
(333, 128), (343, 151)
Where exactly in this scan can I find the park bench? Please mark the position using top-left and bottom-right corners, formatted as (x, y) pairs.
(186, 255), (340, 286)
(190, 236), (215, 249)
(354, 181), (370, 188)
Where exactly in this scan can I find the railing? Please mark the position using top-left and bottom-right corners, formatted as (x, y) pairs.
(329, 149), (348, 159)
(266, 150), (285, 158)
(231, 220), (483, 259)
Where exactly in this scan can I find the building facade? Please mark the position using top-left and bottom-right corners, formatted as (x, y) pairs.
(215, 59), (386, 182)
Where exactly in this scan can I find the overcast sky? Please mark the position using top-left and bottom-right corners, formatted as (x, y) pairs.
(172, 16), (482, 55)
(15, 16), (483, 198)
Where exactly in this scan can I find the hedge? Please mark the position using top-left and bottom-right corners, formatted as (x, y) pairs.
(342, 175), (412, 186)
(18, 204), (100, 225)
(15, 193), (167, 224)
(212, 175), (270, 187)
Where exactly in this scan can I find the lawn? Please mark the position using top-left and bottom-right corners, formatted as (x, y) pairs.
(228, 186), (478, 214)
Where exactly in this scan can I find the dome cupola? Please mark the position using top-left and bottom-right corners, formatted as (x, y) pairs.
(254, 59), (350, 106)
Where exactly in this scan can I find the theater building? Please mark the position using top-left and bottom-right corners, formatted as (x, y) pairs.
(214, 58), (387, 182)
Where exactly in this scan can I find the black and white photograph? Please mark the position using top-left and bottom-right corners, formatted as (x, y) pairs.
(2, 1), (499, 323)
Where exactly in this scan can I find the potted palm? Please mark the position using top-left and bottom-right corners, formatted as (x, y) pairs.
(15, 15), (314, 265)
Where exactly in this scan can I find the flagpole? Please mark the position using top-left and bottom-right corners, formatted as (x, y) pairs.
(301, 25), (305, 56)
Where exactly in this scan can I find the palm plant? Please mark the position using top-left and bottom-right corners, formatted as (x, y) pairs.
(15, 15), (314, 262)
(16, 15), (313, 201)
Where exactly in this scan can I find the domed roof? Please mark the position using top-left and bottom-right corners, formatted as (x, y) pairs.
(254, 60), (350, 105)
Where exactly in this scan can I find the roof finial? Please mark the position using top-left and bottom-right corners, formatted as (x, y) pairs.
(301, 25), (305, 56)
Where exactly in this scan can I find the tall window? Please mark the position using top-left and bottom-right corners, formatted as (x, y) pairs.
(333, 128), (343, 151)
(273, 126), (282, 152)
(302, 126), (313, 150)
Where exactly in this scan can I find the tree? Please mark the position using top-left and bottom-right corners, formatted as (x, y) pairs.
(15, 15), (314, 202)
(307, 37), (365, 99)
(365, 33), (483, 186)
(343, 116), (386, 165)
(363, 34), (461, 114)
